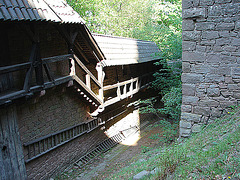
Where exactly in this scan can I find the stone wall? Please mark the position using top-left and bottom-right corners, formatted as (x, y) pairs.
(180, 0), (240, 137)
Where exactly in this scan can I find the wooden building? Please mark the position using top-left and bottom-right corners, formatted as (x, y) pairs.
(0, 0), (161, 179)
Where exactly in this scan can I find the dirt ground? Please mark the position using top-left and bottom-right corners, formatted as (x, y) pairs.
(57, 118), (164, 180)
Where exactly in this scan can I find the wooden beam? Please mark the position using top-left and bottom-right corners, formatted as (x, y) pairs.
(35, 44), (44, 85)
(0, 62), (31, 75)
(42, 54), (72, 64)
(73, 75), (102, 105)
(43, 62), (54, 82)
(23, 43), (37, 91)
(73, 54), (101, 88)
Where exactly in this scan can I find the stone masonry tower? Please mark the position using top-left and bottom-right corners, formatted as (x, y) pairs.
(180, 0), (240, 137)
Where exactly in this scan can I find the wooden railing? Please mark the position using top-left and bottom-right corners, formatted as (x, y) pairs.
(103, 73), (153, 107)
(0, 53), (103, 106)
(23, 118), (105, 163)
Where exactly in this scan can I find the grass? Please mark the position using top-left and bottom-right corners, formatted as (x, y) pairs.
(105, 107), (240, 180)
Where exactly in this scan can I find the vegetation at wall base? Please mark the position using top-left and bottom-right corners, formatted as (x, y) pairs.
(104, 107), (240, 180)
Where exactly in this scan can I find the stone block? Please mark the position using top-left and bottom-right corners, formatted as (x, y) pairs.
(182, 62), (191, 73)
(192, 124), (202, 133)
(183, 8), (206, 19)
(233, 92), (240, 99)
(216, 38), (231, 46)
(206, 54), (222, 63)
(215, 0), (232, 3)
(202, 31), (219, 40)
(182, 96), (199, 105)
(182, 84), (196, 96)
(182, 20), (195, 31)
(200, 40), (216, 46)
(198, 99), (219, 107)
(179, 128), (191, 137)
(228, 84), (239, 90)
(182, 73), (204, 84)
(193, 106), (211, 116)
(199, 0), (214, 5)
(182, 52), (205, 62)
(192, 64), (213, 74)
(196, 22), (215, 30)
(179, 120), (192, 128)
(182, 41), (196, 51)
(196, 45), (207, 52)
(221, 55), (237, 63)
(182, 31), (201, 41)
(232, 67), (240, 75)
(182, 0), (200, 9)
(181, 105), (192, 113)
(181, 112), (202, 122)
(220, 101), (237, 108)
(236, 21), (240, 30)
(208, 5), (223, 16)
(207, 87), (220, 97)
(133, 170), (149, 179)
(224, 76), (233, 84)
(223, 46), (237, 52)
(205, 74), (224, 83)
(232, 38), (240, 46)
(211, 108), (222, 117)
(213, 46), (222, 52)
(216, 23), (235, 30)
(216, 66), (231, 76)
(219, 31), (230, 38)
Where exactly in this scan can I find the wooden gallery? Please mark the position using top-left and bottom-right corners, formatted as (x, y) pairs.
(0, 0), (161, 179)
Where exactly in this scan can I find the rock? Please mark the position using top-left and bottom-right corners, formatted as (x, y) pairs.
(133, 170), (149, 179)
(192, 124), (202, 132)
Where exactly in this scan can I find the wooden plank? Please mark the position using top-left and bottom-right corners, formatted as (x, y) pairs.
(0, 62), (31, 75)
(0, 111), (8, 180)
(7, 106), (26, 179)
(42, 54), (72, 64)
(73, 75), (103, 105)
(73, 54), (101, 88)
(0, 107), (18, 179)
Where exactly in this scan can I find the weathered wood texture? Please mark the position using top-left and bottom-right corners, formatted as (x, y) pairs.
(0, 105), (27, 180)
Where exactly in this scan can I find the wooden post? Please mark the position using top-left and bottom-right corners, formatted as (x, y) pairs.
(86, 74), (91, 89)
(35, 43), (44, 86)
(0, 105), (27, 180)
(96, 63), (105, 103)
(130, 78), (133, 98)
(117, 82), (121, 99)
(69, 58), (76, 76)
(123, 84), (127, 98)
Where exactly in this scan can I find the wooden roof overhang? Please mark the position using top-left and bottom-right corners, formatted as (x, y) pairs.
(0, 0), (105, 108)
(92, 34), (161, 67)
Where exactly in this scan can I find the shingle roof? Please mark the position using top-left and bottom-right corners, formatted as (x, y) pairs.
(0, 0), (84, 23)
(93, 34), (161, 66)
